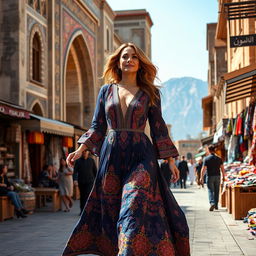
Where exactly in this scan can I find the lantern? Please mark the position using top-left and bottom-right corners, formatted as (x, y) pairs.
(27, 132), (44, 144)
(63, 137), (73, 148)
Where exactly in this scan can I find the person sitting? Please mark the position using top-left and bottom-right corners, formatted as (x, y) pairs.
(39, 164), (58, 188)
(0, 165), (29, 218)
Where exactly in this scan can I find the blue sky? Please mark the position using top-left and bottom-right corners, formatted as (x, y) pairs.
(107, 0), (218, 83)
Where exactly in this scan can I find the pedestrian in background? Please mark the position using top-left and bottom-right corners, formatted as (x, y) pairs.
(174, 156), (180, 187)
(195, 157), (204, 188)
(73, 150), (97, 215)
(58, 158), (73, 212)
(160, 159), (172, 188)
(200, 145), (225, 211)
(188, 159), (195, 185)
(178, 156), (189, 189)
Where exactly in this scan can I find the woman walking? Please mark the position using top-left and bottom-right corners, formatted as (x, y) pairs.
(58, 158), (73, 212)
(63, 43), (190, 256)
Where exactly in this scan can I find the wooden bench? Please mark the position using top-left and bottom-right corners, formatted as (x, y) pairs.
(0, 196), (14, 221)
(34, 188), (61, 212)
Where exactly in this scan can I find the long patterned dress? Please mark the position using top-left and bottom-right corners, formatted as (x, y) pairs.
(62, 84), (190, 256)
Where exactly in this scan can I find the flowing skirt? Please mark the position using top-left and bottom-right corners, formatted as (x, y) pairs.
(62, 131), (190, 256)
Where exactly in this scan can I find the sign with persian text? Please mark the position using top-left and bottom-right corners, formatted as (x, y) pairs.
(230, 34), (256, 48)
(0, 104), (30, 119)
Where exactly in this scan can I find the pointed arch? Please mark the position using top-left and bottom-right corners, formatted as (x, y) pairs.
(63, 30), (95, 128)
(30, 100), (45, 117)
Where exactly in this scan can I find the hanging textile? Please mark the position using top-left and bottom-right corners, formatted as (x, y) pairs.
(226, 118), (233, 136)
(228, 135), (238, 163)
(233, 115), (238, 136)
(249, 105), (256, 165)
(22, 133), (32, 183)
(236, 113), (243, 136)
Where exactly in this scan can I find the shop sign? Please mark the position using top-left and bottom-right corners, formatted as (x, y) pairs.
(0, 104), (30, 119)
(230, 34), (256, 48)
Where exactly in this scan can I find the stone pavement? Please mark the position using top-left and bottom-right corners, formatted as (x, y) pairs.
(0, 185), (255, 256)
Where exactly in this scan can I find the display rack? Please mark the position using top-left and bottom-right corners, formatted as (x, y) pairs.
(0, 147), (16, 177)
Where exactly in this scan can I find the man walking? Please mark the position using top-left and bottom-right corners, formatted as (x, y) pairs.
(73, 150), (97, 215)
(200, 145), (225, 211)
(178, 156), (189, 189)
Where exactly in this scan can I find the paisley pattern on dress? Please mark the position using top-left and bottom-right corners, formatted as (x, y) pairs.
(62, 84), (190, 256)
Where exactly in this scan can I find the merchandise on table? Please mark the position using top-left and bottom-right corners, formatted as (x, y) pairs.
(223, 162), (256, 188)
(243, 208), (256, 236)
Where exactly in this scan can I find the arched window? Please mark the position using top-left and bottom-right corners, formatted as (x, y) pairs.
(32, 33), (41, 82)
(32, 102), (43, 116)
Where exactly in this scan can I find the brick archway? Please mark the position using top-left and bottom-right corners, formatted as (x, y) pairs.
(63, 32), (95, 128)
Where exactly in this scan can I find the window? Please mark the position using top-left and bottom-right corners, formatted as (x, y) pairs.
(32, 33), (41, 82)
(106, 28), (110, 52)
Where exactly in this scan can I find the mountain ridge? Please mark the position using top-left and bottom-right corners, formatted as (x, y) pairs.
(160, 77), (208, 141)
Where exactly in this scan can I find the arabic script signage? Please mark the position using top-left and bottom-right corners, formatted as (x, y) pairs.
(230, 34), (256, 48)
(0, 104), (30, 119)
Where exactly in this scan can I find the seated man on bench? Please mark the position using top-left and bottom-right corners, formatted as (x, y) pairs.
(0, 165), (29, 218)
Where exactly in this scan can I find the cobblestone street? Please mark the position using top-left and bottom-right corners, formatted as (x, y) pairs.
(0, 185), (256, 256)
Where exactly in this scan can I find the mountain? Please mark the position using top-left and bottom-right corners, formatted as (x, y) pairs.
(160, 77), (208, 141)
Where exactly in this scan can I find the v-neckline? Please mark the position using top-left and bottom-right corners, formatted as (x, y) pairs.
(115, 83), (141, 128)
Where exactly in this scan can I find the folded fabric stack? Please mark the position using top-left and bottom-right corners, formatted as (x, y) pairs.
(243, 208), (256, 236)
(224, 163), (256, 187)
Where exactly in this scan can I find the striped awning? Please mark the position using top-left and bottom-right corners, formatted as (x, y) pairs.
(224, 64), (256, 103)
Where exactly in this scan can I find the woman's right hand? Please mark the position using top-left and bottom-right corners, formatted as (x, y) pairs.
(66, 150), (82, 168)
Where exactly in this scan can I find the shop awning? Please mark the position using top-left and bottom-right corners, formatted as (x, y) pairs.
(194, 151), (206, 159)
(0, 100), (30, 119)
(224, 64), (256, 103)
(21, 114), (74, 137)
(201, 134), (214, 146)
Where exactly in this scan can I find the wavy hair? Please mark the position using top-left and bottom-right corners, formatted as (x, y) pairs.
(102, 42), (160, 105)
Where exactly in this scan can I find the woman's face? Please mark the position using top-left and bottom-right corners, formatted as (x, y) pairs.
(119, 46), (139, 74)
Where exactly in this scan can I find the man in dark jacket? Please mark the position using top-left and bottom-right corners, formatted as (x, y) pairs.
(178, 156), (189, 189)
(73, 150), (97, 214)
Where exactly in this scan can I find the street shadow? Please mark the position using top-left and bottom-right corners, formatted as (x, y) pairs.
(171, 190), (194, 194)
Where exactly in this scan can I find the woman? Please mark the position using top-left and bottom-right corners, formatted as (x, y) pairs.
(63, 43), (190, 255)
(0, 165), (28, 218)
(58, 158), (73, 212)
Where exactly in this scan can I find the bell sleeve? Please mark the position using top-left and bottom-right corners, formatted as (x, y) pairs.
(77, 85), (108, 156)
(148, 90), (179, 159)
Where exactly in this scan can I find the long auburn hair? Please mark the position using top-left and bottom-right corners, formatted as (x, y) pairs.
(102, 42), (160, 105)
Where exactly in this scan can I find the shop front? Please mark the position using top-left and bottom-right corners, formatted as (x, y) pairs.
(0, 100), (30, 179)
(21, 114), (75, 186)
(219, 65), (256, 221)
